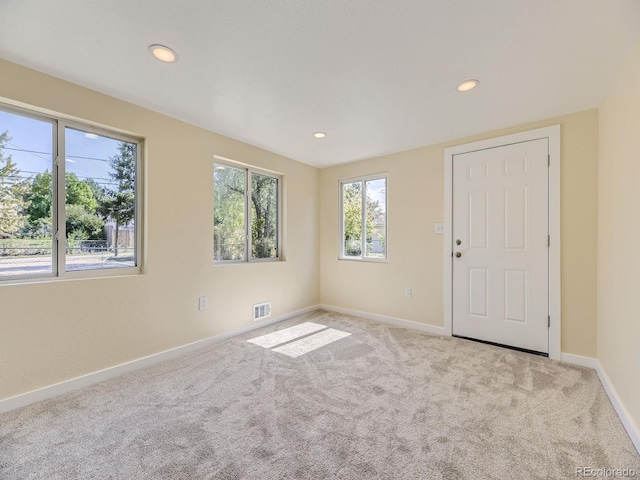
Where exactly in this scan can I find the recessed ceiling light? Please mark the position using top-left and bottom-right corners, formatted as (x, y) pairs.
(313, 132), (326, 139)
(149, 44), (178, 63)
(457, 79), (479, 92)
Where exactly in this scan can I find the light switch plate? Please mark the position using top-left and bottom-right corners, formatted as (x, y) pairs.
(435, 223), (445, 234)
(198, 297), (207, 311)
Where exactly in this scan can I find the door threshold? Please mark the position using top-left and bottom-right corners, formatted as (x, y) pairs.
(452, 335), (549, 357)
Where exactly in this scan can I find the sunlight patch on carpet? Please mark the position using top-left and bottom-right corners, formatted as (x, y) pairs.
(271, 328), (351, 358)
(247, 322), (351, 357)
(247, 322), (327, 349)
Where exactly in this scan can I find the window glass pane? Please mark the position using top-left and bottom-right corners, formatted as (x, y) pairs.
(65, 127), (136, 271)
(0, 110), (54, 278)
(342, 181), (363, 257)
(251, 172), (278, 259)
(214, 164), (246, 261)
(365, 178), (386, 258)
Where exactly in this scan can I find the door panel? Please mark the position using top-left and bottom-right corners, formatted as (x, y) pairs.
(468, 268), (488, 317)
(504, 187), (527, 249)
(504, 269), (527, 323)
(468, 191), (488, 249)
(452, 139), (549, 353)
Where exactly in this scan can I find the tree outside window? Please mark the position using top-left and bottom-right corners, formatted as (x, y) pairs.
(214, 162), (280, 263)
(0, 106), (141, 279)
(341, 176), (386, 260)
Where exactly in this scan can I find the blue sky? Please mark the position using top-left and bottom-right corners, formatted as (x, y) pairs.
(0, 110), (125, 191)
(366, 178), (386, 213)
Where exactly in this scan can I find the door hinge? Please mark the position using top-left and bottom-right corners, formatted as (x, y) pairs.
(548, 315), (551, 327)
(55, 231), (59, 241)
(548, 154), (550, 167)
(55, 156), (60, 167)
(548, 235), (550, 247)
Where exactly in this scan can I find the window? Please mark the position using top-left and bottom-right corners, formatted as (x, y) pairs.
(0, 104), (142, 280)
(340, 175), (387, 260)
(214, 161), (280, 262)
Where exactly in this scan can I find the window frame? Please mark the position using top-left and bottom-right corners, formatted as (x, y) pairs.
(339, 173), (388, 262)
(0, 101), (144, 284)
(213, 157), (282, 264)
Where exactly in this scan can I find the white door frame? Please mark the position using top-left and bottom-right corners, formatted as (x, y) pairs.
(443, 125), (561, 360)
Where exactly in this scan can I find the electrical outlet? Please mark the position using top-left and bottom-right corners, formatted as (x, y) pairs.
(404, 287), (412, 298)
(198, 297), (207, 311)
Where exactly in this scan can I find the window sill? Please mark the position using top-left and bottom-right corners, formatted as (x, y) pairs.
(214, 258), (284, 266)
(338, 256), (389, 263)
(0, 266), (143, 287)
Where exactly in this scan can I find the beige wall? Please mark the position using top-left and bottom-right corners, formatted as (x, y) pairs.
(0, 57), (602, 403)
(320, 109), (599, 357)
(598, 38), (640, 429)
(0, 60), (320, 400)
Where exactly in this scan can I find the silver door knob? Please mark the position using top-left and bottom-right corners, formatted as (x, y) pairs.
(455, 252), (462, 258)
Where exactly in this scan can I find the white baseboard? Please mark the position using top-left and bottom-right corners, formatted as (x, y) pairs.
(319, 304), (447, 337)
(3, 303), (639, 456)
(557, 353), (639, 454)
(594, 361), (640, 454)
(560, 353), (598, 369)
(0, 304), (320, 414)
(320, 308), (640, 455)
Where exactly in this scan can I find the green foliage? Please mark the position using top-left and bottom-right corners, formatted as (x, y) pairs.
(25, 171), (53, 223)
(65, 204), (106, 240)
(214, 166), (246, 261)
(0, 130), (135, 258)
(24, 171), (104, 239)
(251, 174), (278, 258)
(100, 191), (135, 226)
(22, 217), (53, 239)
(83, 178), (108, 205)
(214, 166), (280, 261)
(0, 131), (30, 237)
(26, 172), (98, 219)
(99, 142), (136, 256)
(66, 173), (98, 213)
(343, 183), (363, 255)
(342, 182), (384, 256)
(110, 143), (136, 191)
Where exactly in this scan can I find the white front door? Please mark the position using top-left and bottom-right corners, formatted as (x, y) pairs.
(452, 138), (549, 353)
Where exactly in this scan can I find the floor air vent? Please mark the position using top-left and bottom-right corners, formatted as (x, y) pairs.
(253, 302), (271, 321)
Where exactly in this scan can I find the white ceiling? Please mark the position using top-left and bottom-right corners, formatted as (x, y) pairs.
(1, 1), (639, 168)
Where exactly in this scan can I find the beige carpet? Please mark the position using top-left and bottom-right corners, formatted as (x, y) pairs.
(1, 310), (638, 479)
